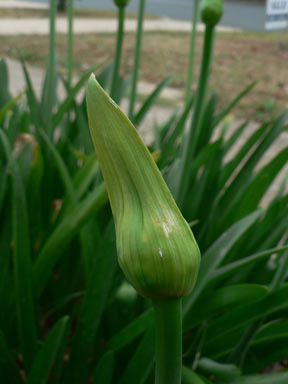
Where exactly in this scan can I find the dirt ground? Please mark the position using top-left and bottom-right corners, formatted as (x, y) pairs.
(1, 29), (288, 122)
(0, 8), (157, 19)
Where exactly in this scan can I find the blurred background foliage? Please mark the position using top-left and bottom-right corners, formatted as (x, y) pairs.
(0, 0), (288, 383)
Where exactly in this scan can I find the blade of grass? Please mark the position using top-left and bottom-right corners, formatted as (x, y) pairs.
(105, 309), (153, 353)
(21, 59), (41, 130)
(53, 65), (98, 129)
(182, 366), (211, 384)
(223, 121), (248, 155)
(39, 128), (77, 205)
(230, 371), (288, 384)
(160, 95), (194, 169)
(227, 244), (288, 367)
(223, 147), (288, 226)
(183, 210), (262, 314)
(211, 246), (288, 284)
(157, 107), (180, 149)
(92, 351), (115, 384)
(219, 122), (268, 189)
(196, 93), (217, 152)
(184, 284), (269, 331)
(212, 82), (257, 128)
(0, 163), (8, 215)
(206, 284), (288, 345)
(197, 358), (241, 381)
(0, 93), (23, 123)
(220, 109), (288, 219)
(0, 129), (37, 370)
(97, 63), (114, 91)
(27, 316), (69, 384)
(65, 242), (117, 384)
(118, 327), (155, 384)
(0, 58), (10, 107)
(73, 154), (99, 199)
(133, 76), (173, 126)
(243, 195), (288, 253)
(33, 182), (107, 297)
(0, 330), (23, 384)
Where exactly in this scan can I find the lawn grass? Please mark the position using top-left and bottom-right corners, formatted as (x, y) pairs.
(1, 29), (288, 121)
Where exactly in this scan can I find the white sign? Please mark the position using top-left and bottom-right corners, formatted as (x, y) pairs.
(266, 0), (288, 30)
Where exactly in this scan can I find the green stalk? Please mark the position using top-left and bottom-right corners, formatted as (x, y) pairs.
(111, 5), (126, 100)
(154, 299), (182, 384)
(67, 0), (74, 90)
(177, 25), (215, 206)
(47, 0), (57, 134)
(185, 0), (200, 105)
(128, 0), (146, 121)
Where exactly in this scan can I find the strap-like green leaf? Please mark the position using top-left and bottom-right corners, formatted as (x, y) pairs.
(198, 357), (241, 380)
(0, 129), (37, 370)
(65, 242), (117, 384)
(27, 316), (69, 384)
(118, 327), (155, 384)
(133, 76), (173, 126)
(212, 82), (256, 128)
(206, 284), (288, 345)
(0, 330), (22, 384)
(231, 371), (288, 384)
(92, 351), (115, 384)
(184, 284), (269, 330)
(105, 309), (153, 353)
(182, 366), (211, 384)
(52, 66), (98, 129)
(183, 210), (262, 314)
(34, 182), (107, 296)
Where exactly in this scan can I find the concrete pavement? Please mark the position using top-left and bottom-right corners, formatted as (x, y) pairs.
(0, 0), (47, 8)
(0, 0), (239, 35)
(0, 17), (239, 36)
(2, 0), (267, 31)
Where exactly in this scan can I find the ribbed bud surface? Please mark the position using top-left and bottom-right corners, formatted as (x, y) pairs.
(201, 0), (223, 26)
(86, 74), (201, 299)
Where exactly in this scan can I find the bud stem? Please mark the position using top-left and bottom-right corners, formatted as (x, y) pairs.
(185, 0), (200, 105)
(67, 0), (74, 91)
(111, 5), (126, 101)
(154, 299), (182, 384)
(177, 24), (215, 207)
(128, 0), (146, 121)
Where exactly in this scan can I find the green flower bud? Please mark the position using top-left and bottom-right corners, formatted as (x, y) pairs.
(113, 0), (130, 7)
(86, 74), (201, 299)
(200, 0), (223, 26)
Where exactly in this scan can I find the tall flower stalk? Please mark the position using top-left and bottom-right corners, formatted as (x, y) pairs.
(86, 75), (201, 384)
(129, 0), (146, 121)
(67, 0), (74, 90)
(111, 0), (130, 100)
(176, 0), (223, 207)
(154, 299), (183, 384)
(46, 0), (57, 135)
(185, 0), (200, 105)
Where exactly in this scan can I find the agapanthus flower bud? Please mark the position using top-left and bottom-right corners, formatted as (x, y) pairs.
(86, 74), (201, 299)
(113, 0), (130, 7)
(201, 0), (223, 26)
